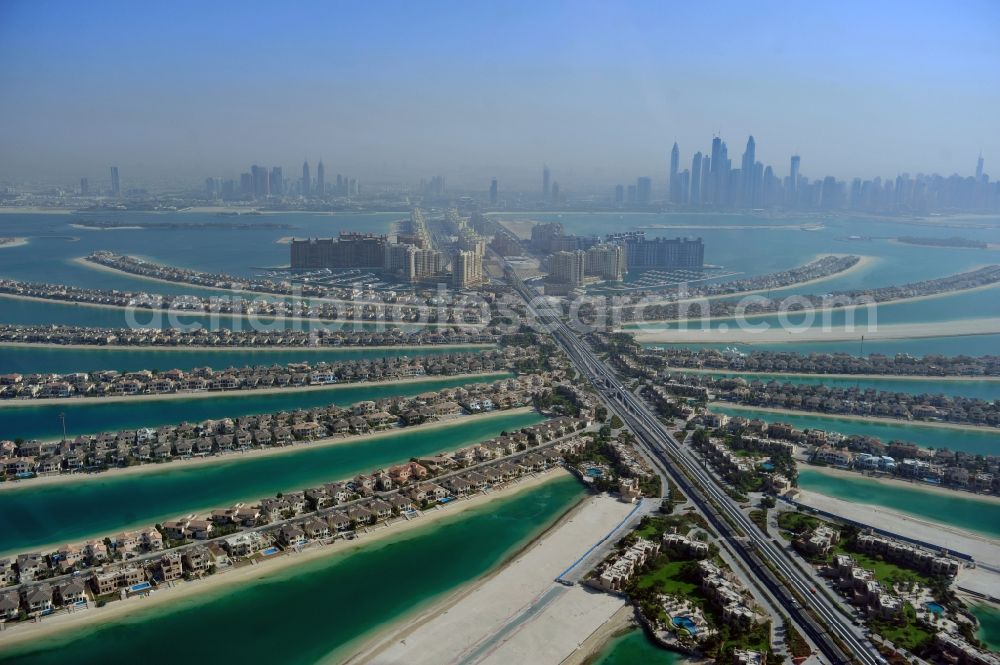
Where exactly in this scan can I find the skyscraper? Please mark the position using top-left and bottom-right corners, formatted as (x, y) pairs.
(709, 137), (722, 204)
(251, 164), (269, 199)
(636, 177), (652, 206)
(790, 155), (800, 192)
(741, 135), (756, 207)
(301, 161), (311, 197)
(80, 177), (89, 196)
(669, 142), (680, 204)
(614, 184), (624, 205)
(542, 164), (551, 199)
(977, 153), (984, 181)
(316, 160), (325, 196)
(551, 181), (560, 207)
(270, 167), (283, 197)
(110, 166), (121, 198)
(690, 152), (703, 205)
(489, 178), (498, 206)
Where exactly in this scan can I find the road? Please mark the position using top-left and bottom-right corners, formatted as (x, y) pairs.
(506, 268), (885, 665)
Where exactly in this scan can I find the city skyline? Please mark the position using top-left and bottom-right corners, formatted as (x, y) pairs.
(1, 1), (998, 185)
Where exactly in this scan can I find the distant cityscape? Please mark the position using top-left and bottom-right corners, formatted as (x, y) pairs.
(3, 134), (997, 215)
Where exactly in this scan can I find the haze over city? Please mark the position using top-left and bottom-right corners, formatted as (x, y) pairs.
(1, 3), (999, 665)
(1, 0), (999, 189)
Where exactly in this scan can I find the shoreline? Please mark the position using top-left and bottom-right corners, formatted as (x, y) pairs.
(800, 464), (1000, 506)
(0, 371), (509, 409)
(0, 341), (492, 352)
(673, 367), (1000, 383)
(341, 488), (621, 665)
(0, 468), (574, 654)
(709, 401), (1000, 434)
(0, 407), (534, 494)
(792, 487), (1000, 562)
(0, 292), (485, 330)
(613, 254), (876, 308)
(0, 237), (29, 249)
(630, 277), (1000, 326)
(631, 317), (1000, 344)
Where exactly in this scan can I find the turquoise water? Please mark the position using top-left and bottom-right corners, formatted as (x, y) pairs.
(711, 405), (1000, 456)
(593, 627), (685, 665)
(972, 604), (1000, 652)
(0, 373), (507, 441)
(0, 343), (492, 374)
(0, 295), (431, 331)
(797, 468), (1000, 538)
(0, 410), (545, 554)
(0, 473), (585, 665)
(647, 334), (1000, 358)
(679, 370), (1000, 400)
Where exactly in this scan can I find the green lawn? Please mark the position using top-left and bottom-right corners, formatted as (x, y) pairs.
(837, 543), (933, 587)
(873, 605), (933, 651)
(636, 558), (700, 596)
(777, 511), (821, 534)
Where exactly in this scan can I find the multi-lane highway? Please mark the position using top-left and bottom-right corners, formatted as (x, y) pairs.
(507, 269), (885, 665)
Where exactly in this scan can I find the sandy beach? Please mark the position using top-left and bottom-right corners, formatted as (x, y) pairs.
(345, 492), (634, 665)
(638, 222), (825, 230)
(0, 468), (574, 653)
(0, 291), (485, 330)
(801, 464), (1000, 505)
(0, 237), (29, 249)
(672, 367), (1000, 383)
(0, 207), (73, 215)
(0, 371), (509, 409)
(708, 401), (1000, 434)
(0, 341), (492, 353)
(631, 317), (1000, 344)
(0, 407), (534, 494)
(791, 489), (1000, 567)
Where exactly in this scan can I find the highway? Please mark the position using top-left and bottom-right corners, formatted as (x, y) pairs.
(507, 269), (885, 665)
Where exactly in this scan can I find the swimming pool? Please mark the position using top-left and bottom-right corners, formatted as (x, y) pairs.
(925, 602), (945, 615)
(261, 546), (280, 556)
(585, 467), (605, 478)
(129, 581), (151, 593)
(672, 616), (698, 635)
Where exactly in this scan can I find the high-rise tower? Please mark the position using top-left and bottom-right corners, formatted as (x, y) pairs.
(489, 178), (498, 206)
(741, 135), (756, 207)
(542, 165), (551, 199)
(669, 142), (680, 204)
(690, 152), (703, 206)
(316, 160), (325, 196)
(110, 166), (121, 198)
(301, 161), (311, 196)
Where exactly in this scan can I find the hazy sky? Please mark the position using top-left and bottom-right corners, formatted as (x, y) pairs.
(1, 0), (998, 190)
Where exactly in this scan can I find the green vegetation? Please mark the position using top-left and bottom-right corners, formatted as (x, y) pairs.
(749, 509), (768, 531)
(609, 414), (624, 429)
(837, 542), (933, 588)
(872, 603), (933, 652)
(776, 511), (820, 536)
(784, 620), (812, 659)
(635, 559), (699, 595)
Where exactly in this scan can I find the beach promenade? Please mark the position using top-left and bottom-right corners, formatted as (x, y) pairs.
(348, 493), (640, 665)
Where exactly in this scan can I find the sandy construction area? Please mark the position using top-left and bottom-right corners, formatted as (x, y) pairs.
(347, 493), (636, 665)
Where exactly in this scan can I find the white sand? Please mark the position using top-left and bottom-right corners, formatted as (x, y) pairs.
(793, 490), (1000, 568)
(631, 317), (1000, 344)
(348, 493), (635, 665)
(0, 237), (29, 249)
